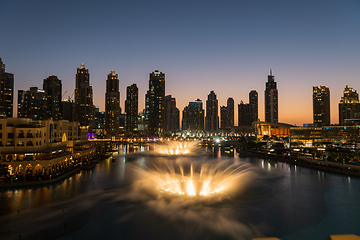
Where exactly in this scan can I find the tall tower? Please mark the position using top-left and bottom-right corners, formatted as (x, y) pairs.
(22, 87), (48, 120)
(313, 86), (330, 127)
(43, 75), (62, 120)
(0, 58), (14, 117)
(226, 97), (234, 129)
(205, 90), (219, 132)
(125, 84), (138, 132)
(265, 70), (278, 123)
(339, 85), (360, 125)
(148, 70), (165, 136)
(249, 90), (258, 123)
(75, 64), (93, 129)
(220, 106), (228, 129)
(165, 95), (180, 132)
(17, 90), (25, 118)
(105, 70), (120, 136)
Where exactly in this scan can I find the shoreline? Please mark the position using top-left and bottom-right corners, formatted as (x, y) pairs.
(0, 155), (110, 189)
(238, 149), (360, 177)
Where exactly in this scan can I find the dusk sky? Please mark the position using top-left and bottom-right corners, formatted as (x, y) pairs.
(1, 0), (359, 126)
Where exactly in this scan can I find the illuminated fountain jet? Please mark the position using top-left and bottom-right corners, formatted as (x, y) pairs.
(154, 141), (197, 156)
(135, 160), (253, 198)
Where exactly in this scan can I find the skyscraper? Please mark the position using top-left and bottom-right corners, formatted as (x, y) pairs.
(313, 86), (330, 127)
(105, 70), (120, 136)
(0, 58), (14, 118)
(265, 70), (278, 123)
(148, 70), (165, 136)
(238, 90), (258, 126)
(238, 101), (250, 126)
(226, 97), (234, 129)
(165, 95), (180, 132)
(339, 85), (360, 125)
(249, 90), (258, 123)
(21, 87), (48, 120)
(75, 64), (93, 129)
(43, 75), (62, 120)
(220, 106), (228, 129)
(125, 84), (138, 132)
(17, 90), (25, 118)
(205, 90), (219, 132)
(182, 99), (204, 131)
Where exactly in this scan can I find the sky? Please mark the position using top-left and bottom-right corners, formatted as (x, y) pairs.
(1, 0), (359, 126)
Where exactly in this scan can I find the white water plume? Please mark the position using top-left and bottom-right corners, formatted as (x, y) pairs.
(117, 159), (266, 239)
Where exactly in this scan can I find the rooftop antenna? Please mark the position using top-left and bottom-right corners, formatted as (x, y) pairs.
(270, 69), (272, 75)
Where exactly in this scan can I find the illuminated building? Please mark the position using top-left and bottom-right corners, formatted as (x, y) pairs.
(74, 64), (93, 130)
(43, 75), (62, 120)
(17, 90), (25, 118)
(313, 86), (330, 127)
(339, 85), (360, 126)
(249, 90), (258, 122)
(183, 99), (205, 131)
(105, 70), (120, 136)
(62, 99), (75, 122)
(220, 106), (228, 129)
(227, 97), (234, 129)
(0, 117), (98, 177)
(265, 70), (278, 123)
(238, 101), (250, 126)
(125, 84), (138, 132)
(0, 58), (14, 118)
(205, 90), (219, 132)
(20, 87), (48, 120)
(238, 90), (258, 127)
(148, 70), (165, 136)
(164, 95), (179, 132)
(253, 121), (293, 139)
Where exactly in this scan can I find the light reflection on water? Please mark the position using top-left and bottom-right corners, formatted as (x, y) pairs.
(0, 144), (359, 240)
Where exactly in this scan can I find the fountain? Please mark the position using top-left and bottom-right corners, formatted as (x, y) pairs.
(153, 140), (198, 156)
(117, 141), (265, 239)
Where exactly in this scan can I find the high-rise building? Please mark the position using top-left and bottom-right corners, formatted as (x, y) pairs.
(0, 58), (14, 118)
(226, 97), (234, 129)
(339, 85), (360, 125)
(165, 95), (180, 132)
(313, 86), (330, 127)
(265, 70), (278, 123)
(105, 70), (120, 136)
(182, 99), (205, 131)
(205, 90), (219, 132)
(249, 90), (258, 123)
(21, 87), (48, 120)
(94, 106), (105, 130)
(182, 106), (189, 130)
(17, 90), (25, 118)
(75, 64), (93, 129)
(220, 106), (228, 129)
(238, 90), (258, 127)
(125, 84), (138, 132)
(238, 101), (250, 126)
(43, 75), (62, 120)
(148, 70), (165, 136)
(62, 98), (75, 122)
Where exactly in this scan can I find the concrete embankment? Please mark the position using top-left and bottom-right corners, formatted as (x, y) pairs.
(239, 149), (360, 177)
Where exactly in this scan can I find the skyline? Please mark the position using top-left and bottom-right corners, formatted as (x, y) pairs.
(1, 0), (359, 126)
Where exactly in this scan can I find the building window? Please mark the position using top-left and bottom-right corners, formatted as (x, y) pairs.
(26, 141), (33, 146)
(8, 133), (14, 138)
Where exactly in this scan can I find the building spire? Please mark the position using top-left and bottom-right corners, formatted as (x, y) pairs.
(270, 69), (272, 76)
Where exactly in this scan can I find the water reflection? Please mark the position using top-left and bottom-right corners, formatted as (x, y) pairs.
(0, 143), (360, 240)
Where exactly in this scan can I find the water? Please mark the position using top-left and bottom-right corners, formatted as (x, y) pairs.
(0, 143), (360, 240)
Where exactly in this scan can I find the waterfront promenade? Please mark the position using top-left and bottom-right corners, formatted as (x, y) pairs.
(238, 149), (360, 177)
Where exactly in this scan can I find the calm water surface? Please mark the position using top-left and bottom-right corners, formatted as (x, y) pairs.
(0, 144), (359, 240)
